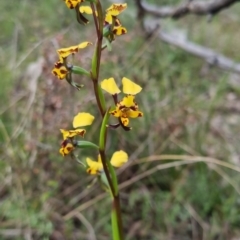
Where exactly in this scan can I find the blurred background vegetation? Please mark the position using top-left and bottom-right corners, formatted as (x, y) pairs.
(1, 0), (240, 239)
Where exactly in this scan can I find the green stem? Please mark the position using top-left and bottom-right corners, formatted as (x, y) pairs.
(99, 110), (124, 240)
(93, 81), (105, 116)
(91, 1), (124, 239)
(111, 206), (119, 240)
(99, 149), (114, 195)
(99, 111), (114, 194)
(90, 3), (99, 39)
(72, 66), (90, 76)
(91, 0), (103, 81)
(112, 195), (124, 240)
(91, 1), (105, 116)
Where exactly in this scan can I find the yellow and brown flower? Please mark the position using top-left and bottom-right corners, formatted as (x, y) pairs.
(104, 3), (127, 37)
(101, 77), (143, 130)
(86, 150), (128, 175)
(63, 0), (85, 9)
(52, 41), (92, 81)
(59, 112), (95, 156)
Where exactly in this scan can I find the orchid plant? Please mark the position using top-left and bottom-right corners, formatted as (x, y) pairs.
(52, 1), (143, 239)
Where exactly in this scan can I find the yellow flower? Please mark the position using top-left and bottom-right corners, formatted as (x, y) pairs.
(73, 112), (95, 128)
(59, 112), (95, 156)
(110, 150), (128, 167)
(52, 61), (69, 80)
(105, 3), (127, 37)
(57, 41), (92, 62)
(63, 0), (85, 9)
(52, 41), (92, 81)
(112, 25), (127, 36)
(86, 154), (103, 175)
(63, 0), (94, 24)
(101, 77), (121, 95)
(79, 5), (97, 14)
(101, 77), (143, 129)
(105, 3), (127, 24)
(60, 129), (86, 140)
(86, 150), (128, 175)
(59, 140), (75, 156)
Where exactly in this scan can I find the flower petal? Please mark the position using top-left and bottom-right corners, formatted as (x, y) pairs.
(127, 110), (143, 118)
(120, 117), (129, 126)
(120, 95), (135, 108)
(52, 61), (68, 80)
(105, 13), (113, 25)
(113, 26), (127, 36)
(60, 129), (86, 140)
(59, 141), (74, 156)
(110, 150), (128, 167)
(86, 157), (103, 175)
(73, 112), (95, 128)
(122, 77), (142, 95)
(105, 3), (127, 25)
(64, 0), (84, 9)
(101, 77), (121, 95)
(57, 41), (92, 61)
(78, 41), (92, 49)
(110, 107), (121, 117)
(106, 3), (127, 16)
(79, 6), (93, 14)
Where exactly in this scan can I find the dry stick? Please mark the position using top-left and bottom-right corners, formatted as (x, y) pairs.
(159, 30), (240, 74)
(145, 24), (240, 74)
(139, 0), (239, 19)
(136, 0), (240, 75)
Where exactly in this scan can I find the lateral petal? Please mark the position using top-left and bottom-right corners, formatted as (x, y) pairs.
(101, 77), (121, 95)
(110, 150), (128, 167)
(122, 77), (142, 95)
(73, 112), (95, 128)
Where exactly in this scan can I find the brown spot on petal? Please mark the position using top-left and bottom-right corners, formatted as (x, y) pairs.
(119, 118), (131, 131)
(109, 4), (126, 12)
(52, 70), (57, 76)
(60, 69), (68, 74)
(67, 146), (73, 151)
(55, 61), (63, 68)
(111, 110), (117, 115)
(122, 29), (126, 34)
(61, 140), (67, 147)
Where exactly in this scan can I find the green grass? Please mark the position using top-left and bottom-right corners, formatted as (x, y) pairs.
(1, 0), (240, 239)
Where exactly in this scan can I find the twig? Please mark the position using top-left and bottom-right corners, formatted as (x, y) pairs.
(138, 0), (239, 19)
(159, 30), (240, 73)
(144, 23), (240, 74)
